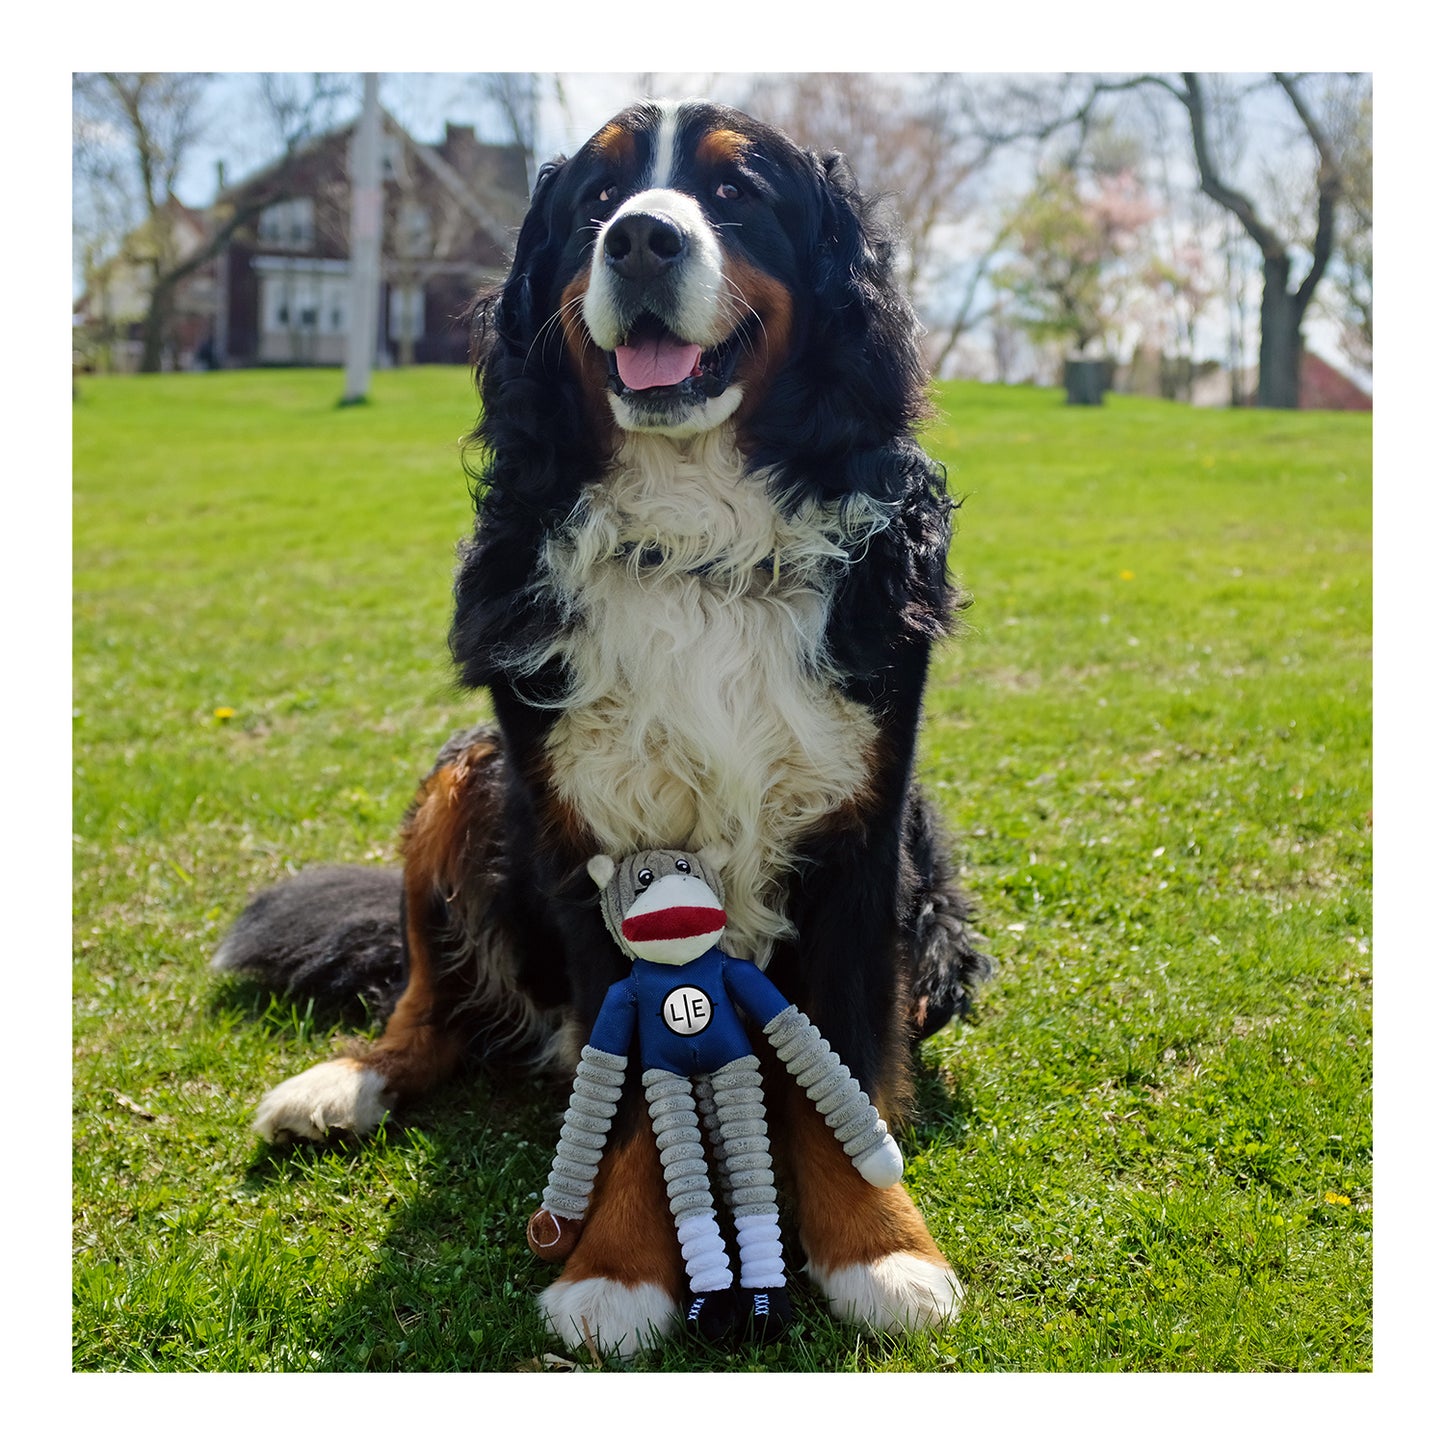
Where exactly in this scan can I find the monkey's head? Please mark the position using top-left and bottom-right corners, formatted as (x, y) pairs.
(586, 846), (731, 966)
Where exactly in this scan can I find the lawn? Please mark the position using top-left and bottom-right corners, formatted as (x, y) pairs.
(72, 367), (1371, 1372)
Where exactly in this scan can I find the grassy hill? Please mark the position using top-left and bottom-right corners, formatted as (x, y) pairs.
(72, 368), (1371, 1372)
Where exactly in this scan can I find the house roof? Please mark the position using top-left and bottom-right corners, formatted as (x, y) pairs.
(1300, 351), (1372, 411)
(398, 122), (520, 253)
(217, 107), (527, 258)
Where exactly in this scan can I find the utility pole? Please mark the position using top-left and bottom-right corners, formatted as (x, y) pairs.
(342, 73), (382, 405)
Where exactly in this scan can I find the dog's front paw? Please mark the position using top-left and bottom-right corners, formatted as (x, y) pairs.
(538, 1276), (677, 1360)
(808, 1251), (962, 1335)
(252, 1057), (392, 1142)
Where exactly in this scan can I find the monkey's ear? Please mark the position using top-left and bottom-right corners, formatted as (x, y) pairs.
(586, 855), (617, 891)
(697, 844), (732, 872)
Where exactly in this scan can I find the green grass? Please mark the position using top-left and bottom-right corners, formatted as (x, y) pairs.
(72, 368), (1371, 1372)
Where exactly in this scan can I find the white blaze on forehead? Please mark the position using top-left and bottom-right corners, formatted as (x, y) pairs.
(648, 101), (682, 189)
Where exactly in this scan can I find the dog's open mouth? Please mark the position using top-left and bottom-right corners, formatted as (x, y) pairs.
(606, 312), (744, 402)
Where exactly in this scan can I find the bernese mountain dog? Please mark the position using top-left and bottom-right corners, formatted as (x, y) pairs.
(215, 98), (993, 1358)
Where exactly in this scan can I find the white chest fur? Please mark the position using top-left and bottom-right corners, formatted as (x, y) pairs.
(530, 431), (889, 960)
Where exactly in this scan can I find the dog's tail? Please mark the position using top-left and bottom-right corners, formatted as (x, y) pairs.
(211, 864), (407, 1020)
(903, 790), (997, 1039)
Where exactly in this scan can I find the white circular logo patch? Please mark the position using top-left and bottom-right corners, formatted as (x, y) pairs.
(660, 985), (713, 1037)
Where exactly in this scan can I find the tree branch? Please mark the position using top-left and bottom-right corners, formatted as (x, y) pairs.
(1274, 72), (1342, 317)
(1181, 73), (1287, 261)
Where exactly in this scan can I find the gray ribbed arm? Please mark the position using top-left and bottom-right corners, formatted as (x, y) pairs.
(763, 1005), (901, 1181)
(538, 1045), (628, 1221)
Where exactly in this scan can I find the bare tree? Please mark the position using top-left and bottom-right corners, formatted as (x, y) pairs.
(1179, 73), (1344, 408)
(73, 73), (211, 372)
(740, 73), (1005, 371)
(73, 72), (348, 373)
(990, 72), (1366, 407)
(1068, 74), (1347, 408)
(258, 72), (353, 155)
(1323, 77), (1372, 373)
(467, 72), (565, 181)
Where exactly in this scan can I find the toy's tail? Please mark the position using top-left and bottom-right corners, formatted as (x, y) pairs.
(902, 790), (996, 1038)
(211, 864), (406, 1020)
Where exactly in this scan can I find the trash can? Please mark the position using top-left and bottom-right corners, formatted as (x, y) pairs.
(1064, 358), (1111, 406)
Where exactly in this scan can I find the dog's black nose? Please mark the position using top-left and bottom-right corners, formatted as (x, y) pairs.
(603, 212), (687, 282)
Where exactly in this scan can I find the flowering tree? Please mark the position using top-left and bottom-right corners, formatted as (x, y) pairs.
(994, 164), (1157, 363)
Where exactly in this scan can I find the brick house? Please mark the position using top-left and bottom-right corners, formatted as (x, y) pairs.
(215, 115), (528, 368)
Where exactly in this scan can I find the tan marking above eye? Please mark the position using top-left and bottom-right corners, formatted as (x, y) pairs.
(592, 122), (636, 165)
(697, 128), (750, 168)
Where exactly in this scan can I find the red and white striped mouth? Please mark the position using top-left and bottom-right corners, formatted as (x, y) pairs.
(621, 905), (727, 945)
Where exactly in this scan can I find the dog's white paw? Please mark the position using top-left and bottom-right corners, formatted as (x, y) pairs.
(252, 1058), (392, 1142)
(538, 1276), (677, 1360)
(808, 1251), (962, 1335)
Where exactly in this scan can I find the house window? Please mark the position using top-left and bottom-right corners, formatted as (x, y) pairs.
(262, 272), (323, 333)
(259, 198), (315, 250)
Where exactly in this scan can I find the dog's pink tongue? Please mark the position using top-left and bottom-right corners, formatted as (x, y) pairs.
(614, 336), (703, 390)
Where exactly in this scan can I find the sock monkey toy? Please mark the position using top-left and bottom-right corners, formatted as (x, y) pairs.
(526, 846), (905, 1345)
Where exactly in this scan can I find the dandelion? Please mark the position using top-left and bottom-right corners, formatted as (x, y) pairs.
(1119, 569), (1136, 581)
(213, 706), (236, 721)
(1324, 1191), (1351, 1206)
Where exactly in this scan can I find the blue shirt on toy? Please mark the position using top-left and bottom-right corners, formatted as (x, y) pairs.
(588, 947), (791, 1077)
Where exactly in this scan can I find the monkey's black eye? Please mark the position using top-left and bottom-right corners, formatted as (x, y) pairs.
(675, 858), (691, 874)
(636, 868), (654, 889)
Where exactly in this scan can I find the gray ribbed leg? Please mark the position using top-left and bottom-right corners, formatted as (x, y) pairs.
(642, 1068), (732, 1294)
(692, 1071), (734, 1215)
(539, 1045), (627, 1222)
(763, 1006), (898, 1179)
(707, 1055), (785, 1291)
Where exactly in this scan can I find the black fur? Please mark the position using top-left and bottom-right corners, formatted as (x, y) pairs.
(216, 101), (992, 1103)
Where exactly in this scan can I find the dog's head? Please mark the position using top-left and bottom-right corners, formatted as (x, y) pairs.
(471, 100), (930, 500)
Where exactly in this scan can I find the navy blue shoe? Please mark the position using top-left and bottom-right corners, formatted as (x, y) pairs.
(741, 1286), (795, 1341)
(683, 1289), (738, 1342)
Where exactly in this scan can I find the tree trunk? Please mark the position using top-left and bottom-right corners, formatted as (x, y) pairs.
(140, 271), (177, 373)
(1256, 254), (1301, 409)
(1171, 73), (1341, 414)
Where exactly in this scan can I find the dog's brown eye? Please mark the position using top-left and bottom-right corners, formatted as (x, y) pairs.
(715, 182), (740, 202)
(599, 184), (619, 204)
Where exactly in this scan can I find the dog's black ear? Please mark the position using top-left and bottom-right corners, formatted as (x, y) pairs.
(812, 149), (925, 402)
(747, 148), (929, 503)
(812, 152), (881, 304)
(489, 154), (568, 350)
